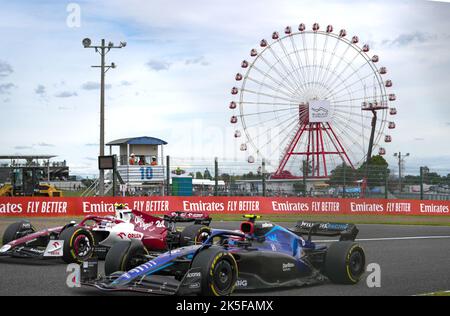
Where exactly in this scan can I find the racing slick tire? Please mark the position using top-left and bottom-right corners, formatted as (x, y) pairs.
(325, 241), (366, 285)
(180, 225), (211, 246)
(60, 226), (95, 264)
(2, 221), (33, 245)
(191, 247), (238, 296)
(105, 240), (149, 276)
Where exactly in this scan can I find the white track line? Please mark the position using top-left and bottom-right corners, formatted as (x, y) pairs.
(317, 236), (450, 243)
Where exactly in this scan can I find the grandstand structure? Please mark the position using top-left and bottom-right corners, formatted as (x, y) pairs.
(0, 155), (69, 184)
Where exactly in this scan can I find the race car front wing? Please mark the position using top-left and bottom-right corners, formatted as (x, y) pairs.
(81, 258), (203, 296)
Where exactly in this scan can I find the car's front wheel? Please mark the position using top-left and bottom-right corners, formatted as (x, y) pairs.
(60, 226), (95, 264)
(104, 240), (148, 276)
(2, 221), (35, 245)
(191, 247), (238, 296)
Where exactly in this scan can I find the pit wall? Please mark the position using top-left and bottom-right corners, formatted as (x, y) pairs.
(0, 197), (449, 217)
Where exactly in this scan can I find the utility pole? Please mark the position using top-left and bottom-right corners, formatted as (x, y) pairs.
(83, 38), (126, 196)
(362, 109), (377, 197)
(166, 155), (170, 196)
(343, 163), (347, 198)
(262, 159), (266, 197)
(420, 166), (425, 200)
(214, 157), (219, 196)
(394, 152), (409, 193)
(384, 167), (389, 199)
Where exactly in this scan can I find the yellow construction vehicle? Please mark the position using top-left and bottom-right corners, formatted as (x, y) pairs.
(36, 183), (63, 197)
(0, 168), (63, 197)
(0, 184), (12, 196)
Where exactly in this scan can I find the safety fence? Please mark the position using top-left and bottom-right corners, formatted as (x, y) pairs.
(164, 157), (450, 200)
(0, 196), (449, 217)
(75, 156), (450, 201)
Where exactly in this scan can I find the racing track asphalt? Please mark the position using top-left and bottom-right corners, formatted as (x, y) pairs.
(0, 222), (449, 296)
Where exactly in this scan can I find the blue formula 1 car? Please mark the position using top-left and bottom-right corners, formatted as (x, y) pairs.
(81, 215), (365, 296)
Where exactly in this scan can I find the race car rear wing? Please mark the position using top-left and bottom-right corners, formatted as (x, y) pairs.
(289, 220), (359, 241)
(164, 211), (212, 226)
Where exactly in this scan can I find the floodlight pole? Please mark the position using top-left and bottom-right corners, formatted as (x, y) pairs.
(83, 38), (125, 195)
(394, 152), (409, 193)
(362, 109), (377, 197)
(99, 39), (106, 196)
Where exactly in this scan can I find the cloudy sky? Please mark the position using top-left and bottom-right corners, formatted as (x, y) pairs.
(0, 0), (449, 177)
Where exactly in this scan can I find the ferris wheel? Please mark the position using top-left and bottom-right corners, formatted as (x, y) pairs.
(229, 23), (397, 179)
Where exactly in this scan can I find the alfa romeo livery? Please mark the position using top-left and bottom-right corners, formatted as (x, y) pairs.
(0, 204), (211, 263)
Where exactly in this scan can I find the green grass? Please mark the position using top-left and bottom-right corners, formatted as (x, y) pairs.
(61, 190), (85, 197)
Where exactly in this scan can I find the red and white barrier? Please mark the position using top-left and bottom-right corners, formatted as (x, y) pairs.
(0, 197), (449, 217)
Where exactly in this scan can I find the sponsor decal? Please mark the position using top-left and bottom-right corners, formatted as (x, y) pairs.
(189, 282), (201, 289)
(261, 222), (273, 228)
(133, 215), (164, 231)
(170, 212), (205, 218)
(350, 202), (384, 213)
(44, 240), (64, 257)
(420, 204), (449, 214)
(235, 279), (248, 288)
(299, 221), (348, 231)
(187, 272), (201, 278)
(267, 234), (278, 243)
(1, 197), (449, 217)
(282, 262), (295, 272)
(21, 247), (43, 254)
(117, 232), (144, 240)
(21, 223), (32, 229)
(270, 243), (277, 252)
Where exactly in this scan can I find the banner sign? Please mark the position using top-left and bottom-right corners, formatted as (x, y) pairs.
(0, 197), (449, 217)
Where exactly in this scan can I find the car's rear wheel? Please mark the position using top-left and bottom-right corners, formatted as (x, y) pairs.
(191, 247), (238, 296)
(60, 226), (95, 264)
(325, 241), (366, 285)
(104, 240), (149, 276)
(180, 225), (211, 246)
(2, 221), (34, 245)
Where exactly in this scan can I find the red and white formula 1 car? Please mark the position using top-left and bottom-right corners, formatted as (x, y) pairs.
(0, 205), (211, 264)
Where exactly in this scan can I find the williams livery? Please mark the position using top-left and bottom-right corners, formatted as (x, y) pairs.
(82, 215), (365, 295)
(0, 205), (211, 263)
